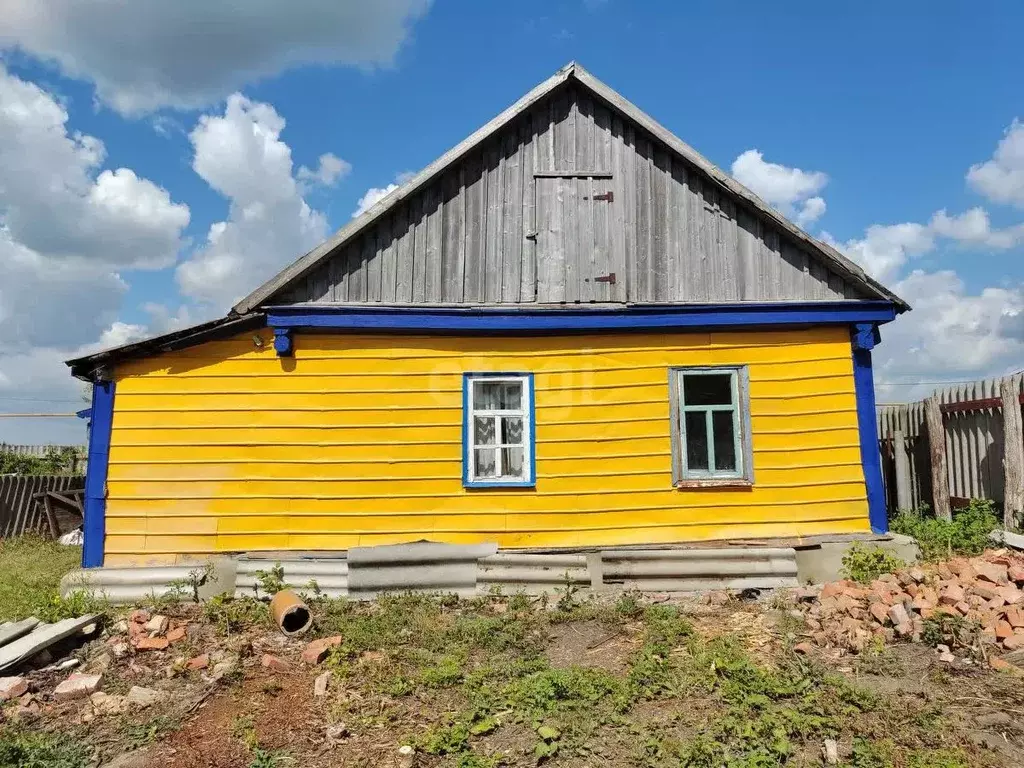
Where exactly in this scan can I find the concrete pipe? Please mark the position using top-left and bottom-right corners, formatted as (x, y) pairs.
(269, 589), (312, 636)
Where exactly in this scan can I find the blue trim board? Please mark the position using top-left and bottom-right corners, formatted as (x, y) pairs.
(851, 323), (887, 534)
(462, 372), (537, 488)
(83, 380), (115, 568)
(267, 300), (897, 335)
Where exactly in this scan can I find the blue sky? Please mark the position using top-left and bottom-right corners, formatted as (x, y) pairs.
(1, 0), (1022, 442)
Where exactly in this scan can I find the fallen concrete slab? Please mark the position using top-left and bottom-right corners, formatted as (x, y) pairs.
(0, 618), (41, 649)
(0, 615), (99, 674)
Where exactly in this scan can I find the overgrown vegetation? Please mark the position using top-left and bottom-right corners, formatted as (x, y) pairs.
(841, 543), (906, 584)
(304, 594), (980, 767)
(0, 726), (90, 768)
(0, 446), (81, 476)
(891, 499), (1000, 561)
(0, 535), (87, 622)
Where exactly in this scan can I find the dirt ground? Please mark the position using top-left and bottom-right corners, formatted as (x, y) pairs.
(4, 590), (1024, 768)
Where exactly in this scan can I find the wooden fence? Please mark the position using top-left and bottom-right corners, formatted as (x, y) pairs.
(0, 444), (87, 474)
(877, 373), (1024, 524)
(0, 475), (85, 539)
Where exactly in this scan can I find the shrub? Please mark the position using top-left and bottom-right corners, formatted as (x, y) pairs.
(841, 543), (905, 584)
(891, 499), (999, 561)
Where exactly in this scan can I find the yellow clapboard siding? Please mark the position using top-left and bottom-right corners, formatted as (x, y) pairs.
(106, 327), (868, 559)
(105, 458), (862, 484)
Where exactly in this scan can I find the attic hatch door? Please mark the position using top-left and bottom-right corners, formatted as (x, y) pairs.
(534, 174), (623, 303)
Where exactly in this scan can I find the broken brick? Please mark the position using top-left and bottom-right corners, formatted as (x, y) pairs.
(975, 562), (1009, 585)
(1003, 633), (1024, 651)
(53, 673), (101, 702)
(1008, 565), (1024, 583)
(129, 609), (150, 624)
(261, 654), (290, 672)
(971, 582), (1001, 601)
(1007, 607), (1024, 629)
(869, 602), (890, 625)
(0, 677), (28, 701)
(165, 626), (187, 644)
(301, 636), (343, 665)
(941, 583), (965, 605)
(186, 654), (209, 670)
(995, 621), (1014, 640)
(793, 642), (813, 655)
(134, 636), (169, 651)
(888, 603), (911, 627)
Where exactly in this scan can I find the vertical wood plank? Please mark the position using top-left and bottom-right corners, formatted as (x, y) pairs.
(577, 176), (595, 302)
(576, 91), (594, 171)
(463, 151), (486, 302)
(501, 127), (523, 303)
(440, 169), (466, 303)
(1002, 376), (1024, 528)
(634, 135), (652, 302)
(926, 395), (952, 521)
(717, 195), (739, 301)
(411, 194), (428, 303)
(607, 112), (627, 302)
(335, 243), (352, 301)
(394, 204), (413, 303)
(535, 177), (565, 302)
(424, 186), (443, 302)
(621, 121), (636, 302)
(365, 225), (382, 302)
(483, 140), (503, 303)
(350, 234), (367, 301)
(650, 148), (671, 301)
(894, 428), (913, 512)
(563, 176), (579, 303)
(378, 215), (397, 303)
(521, 114), (538, 302)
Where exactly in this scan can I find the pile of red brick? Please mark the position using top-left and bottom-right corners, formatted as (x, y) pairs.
(794, 549), (1024, 653)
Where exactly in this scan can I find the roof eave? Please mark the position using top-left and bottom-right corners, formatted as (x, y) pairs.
(66, 313), (266, 381)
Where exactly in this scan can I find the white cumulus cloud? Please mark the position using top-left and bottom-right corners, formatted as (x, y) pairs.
(731, 149), (829, 227)
(298, 152), (351, 187)
(175, 94), (331, 309)
(930, 207), (1024, 249)
(967, 119), (1024, 208)
(353, 183), (400, 218)
(0, 0), (432, 115)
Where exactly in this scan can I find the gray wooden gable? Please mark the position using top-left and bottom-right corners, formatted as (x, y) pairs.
(237, 64), (905, 313)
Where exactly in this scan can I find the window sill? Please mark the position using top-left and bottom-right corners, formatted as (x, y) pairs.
(675, 479), (753, 490)
(465, 480), (536, 489)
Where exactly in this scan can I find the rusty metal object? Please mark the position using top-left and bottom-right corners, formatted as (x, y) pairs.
(269, 589), (312, 636)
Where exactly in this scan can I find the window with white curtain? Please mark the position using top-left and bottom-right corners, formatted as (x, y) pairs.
(463, 373), (534, 487)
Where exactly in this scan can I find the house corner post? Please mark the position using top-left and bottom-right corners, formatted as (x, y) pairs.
(851, 323), (887, 533)
(83, 380), (116, 568)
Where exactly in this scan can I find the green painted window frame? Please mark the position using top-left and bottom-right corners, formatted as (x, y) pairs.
(668, 366), (754, 487)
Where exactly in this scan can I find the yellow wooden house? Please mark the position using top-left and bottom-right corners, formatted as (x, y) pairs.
(68, 63), (907, 568)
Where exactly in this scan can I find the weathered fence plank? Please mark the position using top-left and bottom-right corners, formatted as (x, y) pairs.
(926, 396), (952, 521)
(1002, 376), (1024, 528)
(0, 476), (85, 539)
(878, 372), (1024, 518)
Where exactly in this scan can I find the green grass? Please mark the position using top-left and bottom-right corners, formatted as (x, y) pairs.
(0, 535), (84, 622)
(0, 726), (91, 768)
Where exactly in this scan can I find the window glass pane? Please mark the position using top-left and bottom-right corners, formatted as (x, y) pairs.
(683, 374), (733, 406)
(712, 410), (737, 472)
(474, 448), (497, 478)
(684, 411), (709, 471)
(500, 416), (523, 445)
(474, 416), (495, 446)
(501, 447), (525, 477)
(474, 380), (522, 410)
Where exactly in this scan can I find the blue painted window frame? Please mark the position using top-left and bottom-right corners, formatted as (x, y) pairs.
(669, 366), (754, 486)
(462, 372), (536, 488)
